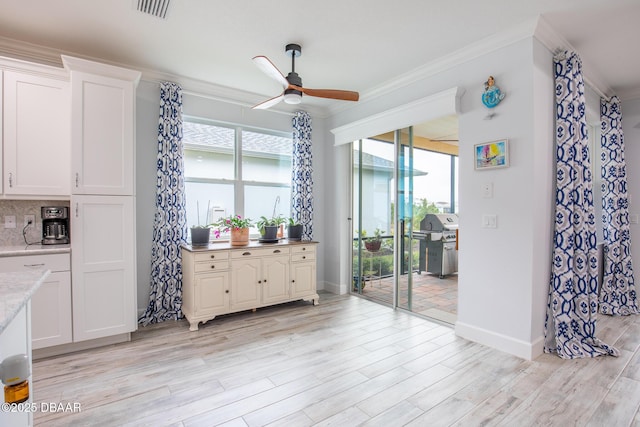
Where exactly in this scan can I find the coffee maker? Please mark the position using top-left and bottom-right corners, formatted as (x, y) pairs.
(41, 206), (70, 245)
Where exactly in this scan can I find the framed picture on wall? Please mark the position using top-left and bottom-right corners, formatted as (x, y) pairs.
(474, 139), (509, 170)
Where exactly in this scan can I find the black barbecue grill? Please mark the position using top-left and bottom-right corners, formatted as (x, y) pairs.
(415, 213), (459, 278)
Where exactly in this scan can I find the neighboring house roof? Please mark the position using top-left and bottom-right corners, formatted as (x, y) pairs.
(182, 121), (292, 156)
(357, 150), (428, 177)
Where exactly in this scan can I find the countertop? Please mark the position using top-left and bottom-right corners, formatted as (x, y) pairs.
(0, 244), (71, 257)
(182, 239), (318, 252)
(0, 269), (50, 333)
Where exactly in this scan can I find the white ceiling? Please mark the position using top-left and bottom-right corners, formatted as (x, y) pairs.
(0, 0), (638, 122)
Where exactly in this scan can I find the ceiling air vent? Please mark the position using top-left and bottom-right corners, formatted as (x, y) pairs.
(136, 0), (171, 19)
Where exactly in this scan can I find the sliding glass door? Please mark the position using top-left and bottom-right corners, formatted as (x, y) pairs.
(352, 138), (395, 301)
(351, 128), (414, 308)
(351, 124), (459, 322)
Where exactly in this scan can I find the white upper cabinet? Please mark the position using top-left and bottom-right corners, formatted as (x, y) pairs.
(63, 56), (141, 196)
(3, 69), (70, 196)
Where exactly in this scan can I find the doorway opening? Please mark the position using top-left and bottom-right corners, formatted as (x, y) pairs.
(351, 117), (459, 324)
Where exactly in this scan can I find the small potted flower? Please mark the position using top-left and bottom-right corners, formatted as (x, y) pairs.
(210, 214), (253, 246)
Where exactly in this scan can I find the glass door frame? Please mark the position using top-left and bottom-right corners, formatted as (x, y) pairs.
(350, 127), (416, 312)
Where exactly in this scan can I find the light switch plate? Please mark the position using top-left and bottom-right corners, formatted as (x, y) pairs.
(4, 215), (16, 229)
(482, 183), (493, 198)
(482, 214), (497, 228)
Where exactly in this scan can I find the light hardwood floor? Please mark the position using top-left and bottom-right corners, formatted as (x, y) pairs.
(33, 291), (640, 426)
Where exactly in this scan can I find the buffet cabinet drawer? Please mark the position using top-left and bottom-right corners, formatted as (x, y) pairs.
(230, 247), (290, 259)
(194, 261), (230, 273)
(292, 252), (316, 262)
(194, 251), (229, 263)
(0, 253), (70, 272)
(291, 245), (316, 255)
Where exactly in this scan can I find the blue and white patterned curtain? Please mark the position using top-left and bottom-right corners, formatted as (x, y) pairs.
(291, 111), (313, 240)
(543, 52), (618, 358)
(600, 96), (639, 315)
(139, 82), (187, 325)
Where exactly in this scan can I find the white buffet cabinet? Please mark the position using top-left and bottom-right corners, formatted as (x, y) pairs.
(182, 241), (319, 331)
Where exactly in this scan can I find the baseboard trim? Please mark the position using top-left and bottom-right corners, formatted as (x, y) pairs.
(322, 281), (349, 295)
(33, 333), (131, 360)
(455, 321), (544, 360)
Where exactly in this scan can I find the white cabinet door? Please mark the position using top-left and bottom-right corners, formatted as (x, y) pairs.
(31, 271), (72, 349)
(291, 261), (317, 299)
(0, 253), (72, 350)
(262, 255), (290, 304)
(230, 258), (261, 311)
(71, 195), (136, 341)
(194, 272), (230, 316)
(3, 70), (70, 195)
(69, 72), (135, 195)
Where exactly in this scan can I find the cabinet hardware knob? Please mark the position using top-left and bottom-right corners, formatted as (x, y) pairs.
(75, 173), (79, 187)
(274, 249), (281, 253)
(264, 279), (267, 283)
(302, 247), (306, 251)
(8, 173), (13, 188)
(243, 252), (251, 256)
(258, 280), (262, 284)
(292, 280), (295, 283)
(211, 265), (215, 269)
(210, 255), (215, 259)
(302, 256), (306, 259)
(225, 290), (229, 293)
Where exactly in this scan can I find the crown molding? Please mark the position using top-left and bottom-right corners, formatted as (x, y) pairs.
(327, 17), (539, 118)
(0, 34), (328, 118)
(533, 15), (613, 100)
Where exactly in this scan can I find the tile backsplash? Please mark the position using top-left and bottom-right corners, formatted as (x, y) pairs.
(0, 200), (70, 246)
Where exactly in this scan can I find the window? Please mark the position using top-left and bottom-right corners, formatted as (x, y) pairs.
(183, 118), (292, 237)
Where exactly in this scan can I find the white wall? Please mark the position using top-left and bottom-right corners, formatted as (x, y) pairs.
(622, 98), (640, 265)
(135, 83), (328, 315)
(325, 36), (555, 359)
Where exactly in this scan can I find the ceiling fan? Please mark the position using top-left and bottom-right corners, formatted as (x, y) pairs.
(252, 43), (359, 110)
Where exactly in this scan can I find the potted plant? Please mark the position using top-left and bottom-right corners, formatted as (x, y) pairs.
(287, 217), (303, 241)
(190, 225), (211, 246)
(257, 215), (286, 241)
(190, 201), (211, 246)
(210, 214), (253, 246)
(365, 228), (382, 252)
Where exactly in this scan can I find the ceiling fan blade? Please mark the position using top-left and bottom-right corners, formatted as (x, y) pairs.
(252, 93), (284, 110)
(252, 56), (289, 89)
(295, 86), (359, 101)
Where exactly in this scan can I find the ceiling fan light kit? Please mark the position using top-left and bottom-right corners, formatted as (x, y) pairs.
(283, 91), (302, 104)
(252, 43), (359, 110)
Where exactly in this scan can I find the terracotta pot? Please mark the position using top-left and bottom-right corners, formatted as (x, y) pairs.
(230, 227), (250, 246)
(365, 240), (381, 252)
